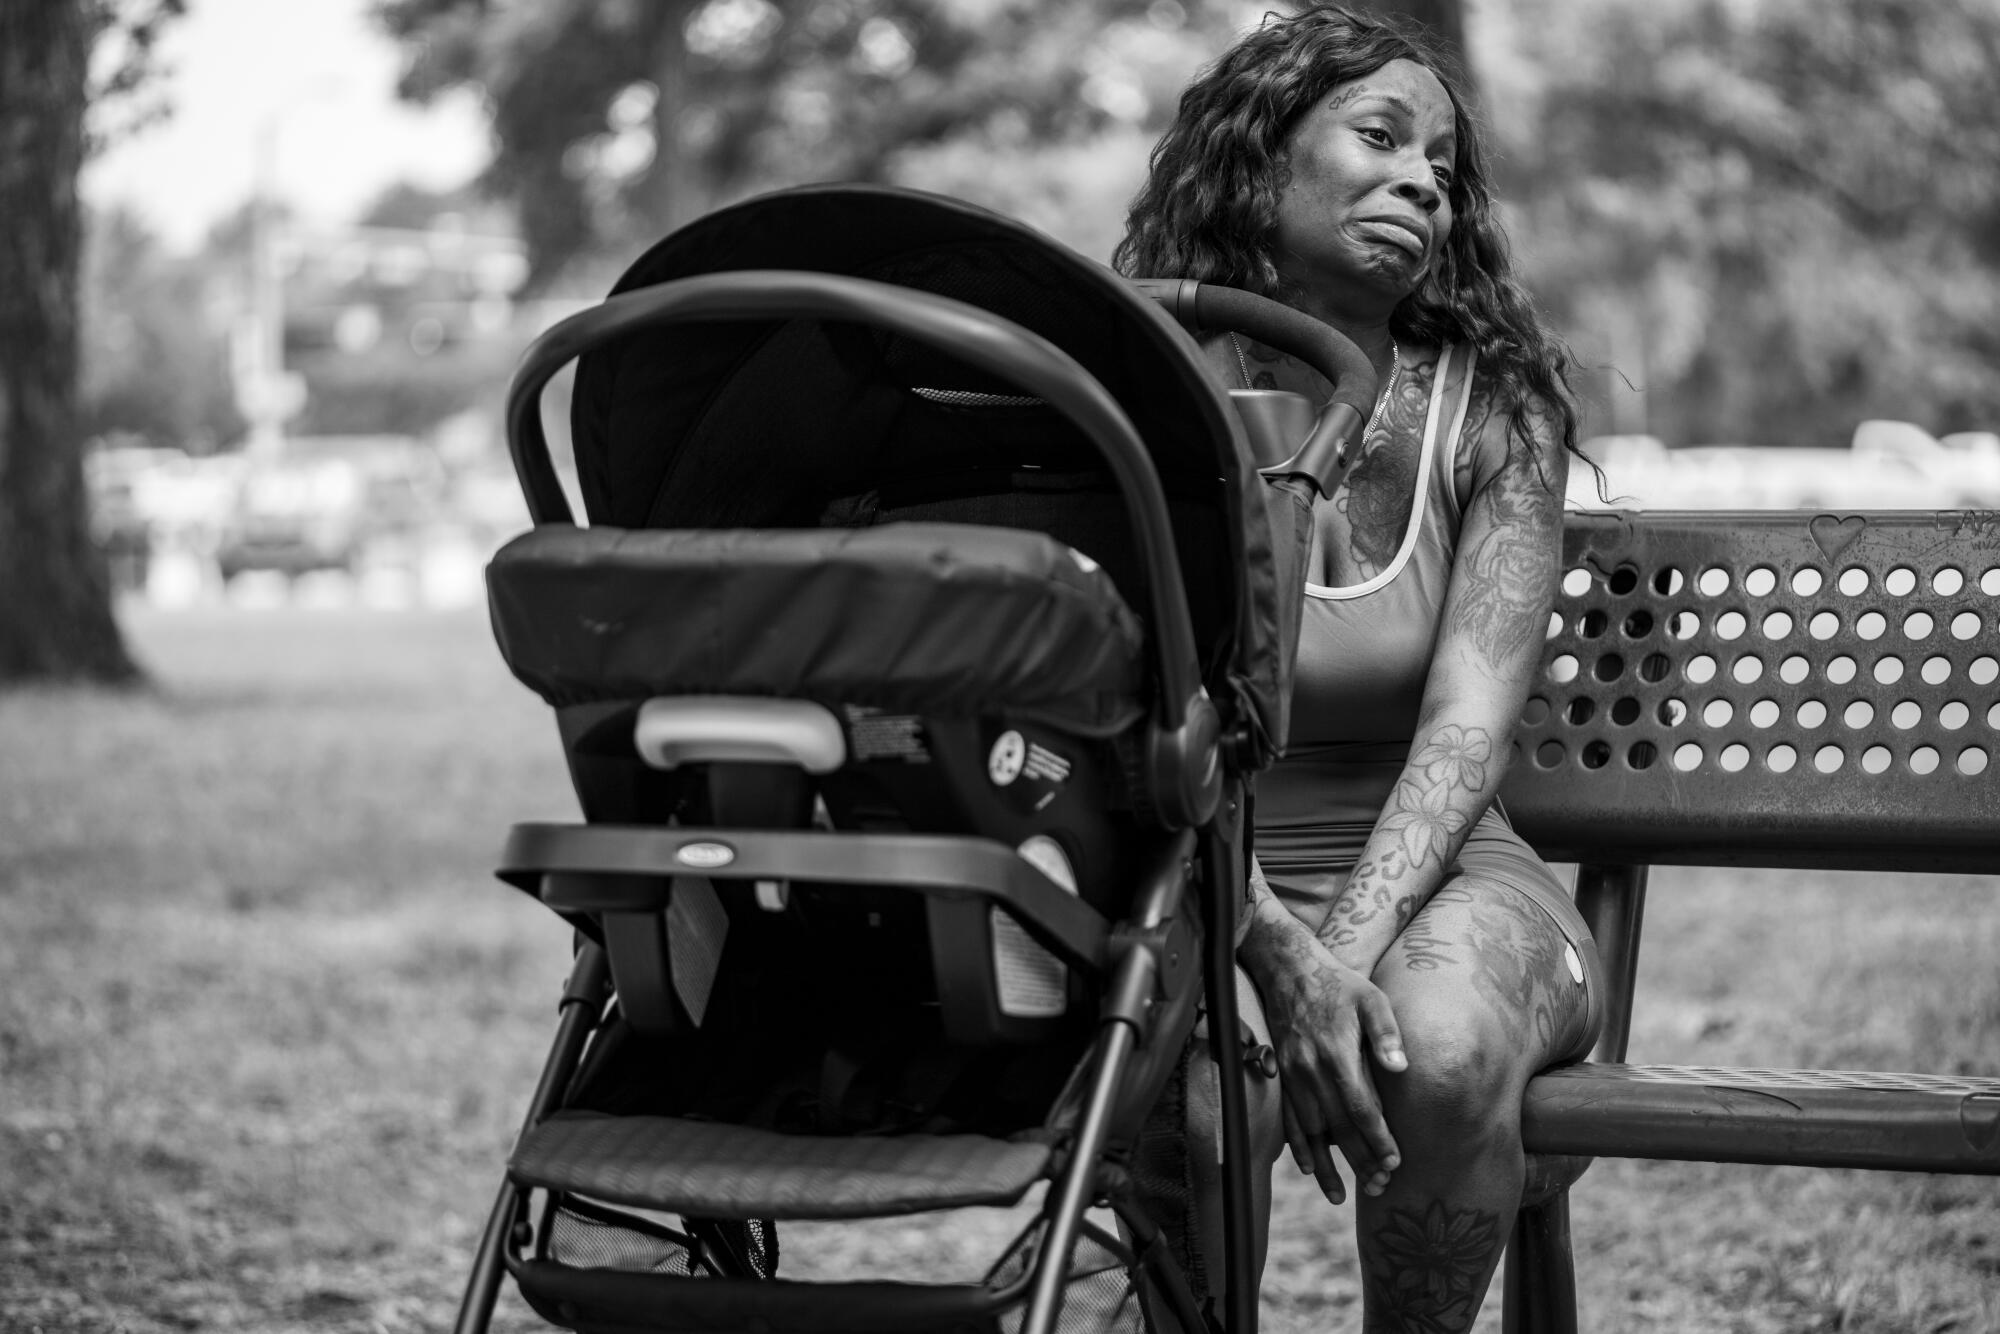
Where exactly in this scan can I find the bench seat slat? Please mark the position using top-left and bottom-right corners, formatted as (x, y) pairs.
(1523, 1062), (2000, 1173)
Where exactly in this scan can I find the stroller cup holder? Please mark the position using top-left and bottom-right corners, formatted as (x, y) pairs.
(463, 185), (1371, 1334)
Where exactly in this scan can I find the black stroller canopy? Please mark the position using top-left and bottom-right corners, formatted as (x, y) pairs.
(565, 184), (1295, 757)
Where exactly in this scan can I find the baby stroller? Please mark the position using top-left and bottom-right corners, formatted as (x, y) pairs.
(456, 184), (1376, 1334)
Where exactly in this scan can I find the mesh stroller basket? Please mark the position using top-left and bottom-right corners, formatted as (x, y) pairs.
(457, 185), (1375, 1334)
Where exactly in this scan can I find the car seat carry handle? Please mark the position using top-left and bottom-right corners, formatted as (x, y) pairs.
(505, 270), (1208, 738)
(1130, 279), (1377, 499)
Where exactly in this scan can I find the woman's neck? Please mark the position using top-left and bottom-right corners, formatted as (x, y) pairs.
(1285, 289), (1400, 386)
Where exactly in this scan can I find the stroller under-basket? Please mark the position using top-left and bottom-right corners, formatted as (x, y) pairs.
(457, 185), (1377, 1334)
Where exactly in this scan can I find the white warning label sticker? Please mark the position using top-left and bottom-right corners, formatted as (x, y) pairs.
(992, 909), (1066, 1017)
(1023, 743), (1071, 785)
(844, 707), (930, 763)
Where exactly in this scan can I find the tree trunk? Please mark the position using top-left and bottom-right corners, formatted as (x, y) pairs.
(0, 0), (141, 684)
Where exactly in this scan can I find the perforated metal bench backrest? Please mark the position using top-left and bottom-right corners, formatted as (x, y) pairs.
(1499, 511), (2000, 872)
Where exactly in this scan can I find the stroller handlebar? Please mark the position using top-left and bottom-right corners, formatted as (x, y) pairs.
(1130, 279), (1377, 500)
(504, 269), (1215, 782)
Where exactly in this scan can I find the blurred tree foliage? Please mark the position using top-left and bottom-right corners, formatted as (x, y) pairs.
(288, 183), (526, 438)
(371, 0), (1999, 447)
(372, 0), (1263, 285)
(1498, 0), (2000, 446)
(1366, 0), (1464, 66)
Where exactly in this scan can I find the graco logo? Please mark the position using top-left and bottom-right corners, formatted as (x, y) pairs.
(676, 841), (736, 869)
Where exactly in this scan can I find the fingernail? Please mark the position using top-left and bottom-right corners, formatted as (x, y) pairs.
(1383, 1155), (1401, 1171)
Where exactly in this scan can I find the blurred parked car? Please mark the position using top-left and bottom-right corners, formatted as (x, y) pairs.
(85, 443), (183, 591)
(215, 435), (444, 582)
(1569, 421), (2000, 511)
(86, 443), (248, 590)
(1850, 420), (2000, 509)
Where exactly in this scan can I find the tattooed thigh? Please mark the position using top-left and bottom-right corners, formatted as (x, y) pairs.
(1376, 878), (1590, 1063)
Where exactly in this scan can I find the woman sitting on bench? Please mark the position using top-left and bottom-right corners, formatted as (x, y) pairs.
(1115, 7), (1608, 1327)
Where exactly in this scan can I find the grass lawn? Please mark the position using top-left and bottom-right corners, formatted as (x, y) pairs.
(2, 606), (1995, 1333)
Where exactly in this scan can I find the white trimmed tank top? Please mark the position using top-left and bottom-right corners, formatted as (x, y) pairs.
(1287, 341), (1482, 746)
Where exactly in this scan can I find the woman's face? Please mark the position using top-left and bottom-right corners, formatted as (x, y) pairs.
(1271, 57), (1458, 312)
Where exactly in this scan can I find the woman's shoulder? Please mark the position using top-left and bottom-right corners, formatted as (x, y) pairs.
(1451, 356), (1569, 500)
(1459, 359), (1566, 452)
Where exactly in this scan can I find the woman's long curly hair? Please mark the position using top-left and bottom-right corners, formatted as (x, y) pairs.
(1113, 5), (1582, 464)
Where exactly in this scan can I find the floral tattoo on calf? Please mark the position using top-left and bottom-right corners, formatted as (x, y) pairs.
(1367, 1201), (1504, 1333)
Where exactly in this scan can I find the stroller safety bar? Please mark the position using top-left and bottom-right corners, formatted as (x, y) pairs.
(500, 823), (1112, 974)
(633, 697), (848, 774)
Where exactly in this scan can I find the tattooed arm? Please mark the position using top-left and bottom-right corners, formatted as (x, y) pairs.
(1239, 384), (1568, 1202)
(1315, 388), (1566, 970)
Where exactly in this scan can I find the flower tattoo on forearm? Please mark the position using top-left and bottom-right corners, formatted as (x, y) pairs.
(1317, 724), (1495, 950)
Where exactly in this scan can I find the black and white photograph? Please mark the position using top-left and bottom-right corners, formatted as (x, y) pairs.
(3, 2), (1996, 1331)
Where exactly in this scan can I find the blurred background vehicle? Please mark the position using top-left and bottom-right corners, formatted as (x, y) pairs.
(212, 434), (442, 583)
(1568, 421), (2000, 512)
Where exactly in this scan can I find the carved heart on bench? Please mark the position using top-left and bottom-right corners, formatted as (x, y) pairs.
(1809, 513), (1868, 562)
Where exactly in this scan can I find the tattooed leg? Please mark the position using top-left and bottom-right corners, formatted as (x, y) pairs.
(1355, 878), (1590, 1333)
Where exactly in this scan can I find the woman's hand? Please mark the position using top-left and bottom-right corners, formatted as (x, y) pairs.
(1243, 894), (1408, 1205)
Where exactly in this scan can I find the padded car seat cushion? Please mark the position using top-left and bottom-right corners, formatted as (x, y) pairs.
(488, 522), (1147, 733)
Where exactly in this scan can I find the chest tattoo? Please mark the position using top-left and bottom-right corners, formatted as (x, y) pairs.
(1339, 439), (1417, 570)
(1333, 354), (1437, 574)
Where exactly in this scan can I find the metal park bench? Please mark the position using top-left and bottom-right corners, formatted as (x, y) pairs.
(1495, 509), (2000, 1333)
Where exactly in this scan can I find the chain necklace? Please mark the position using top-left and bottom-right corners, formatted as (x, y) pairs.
(1230, 332), (1401, 467)
(1355, 340), (1400, 462)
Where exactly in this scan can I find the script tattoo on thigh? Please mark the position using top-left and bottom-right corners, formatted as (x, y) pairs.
(1366, 1201), (1504, 1333)
(1395, 884), (1472, 971)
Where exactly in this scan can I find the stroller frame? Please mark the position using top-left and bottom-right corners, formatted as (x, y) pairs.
(456, 187), (1375, 1334)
